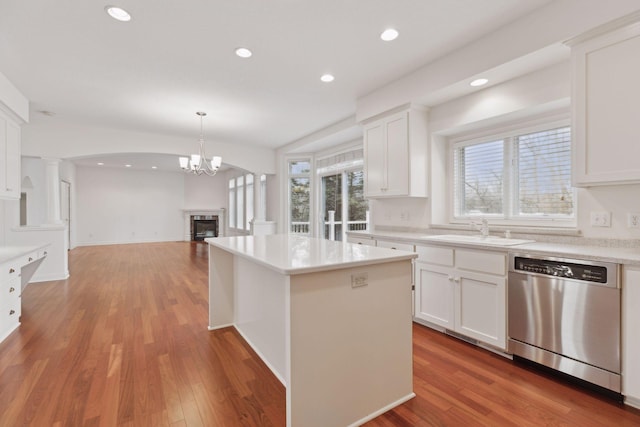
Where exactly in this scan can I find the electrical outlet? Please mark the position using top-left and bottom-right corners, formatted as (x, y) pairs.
(628, 213), (640, 228)
(351, 272), (368, 288)
(590, 211), (611, 227)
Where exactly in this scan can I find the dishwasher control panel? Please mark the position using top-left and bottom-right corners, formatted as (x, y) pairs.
(513, 256), (608, 283)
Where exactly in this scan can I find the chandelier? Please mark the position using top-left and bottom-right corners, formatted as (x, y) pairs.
(179, 112), (222, 176)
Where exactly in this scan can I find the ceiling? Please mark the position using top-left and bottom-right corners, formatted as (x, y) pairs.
(0, 0), (553, 168)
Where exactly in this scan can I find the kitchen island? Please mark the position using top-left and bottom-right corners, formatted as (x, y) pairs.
(206, 234), (417, 427)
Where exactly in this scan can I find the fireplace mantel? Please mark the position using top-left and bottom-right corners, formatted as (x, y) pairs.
(182, 209), (225, 241)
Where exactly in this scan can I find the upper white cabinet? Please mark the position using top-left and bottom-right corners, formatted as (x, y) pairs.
(571, 18), (640, 186)
(0, 110), (21, 200)
(362, 107), (428, 198)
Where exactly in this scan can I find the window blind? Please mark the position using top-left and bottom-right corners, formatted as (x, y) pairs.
(515, 126), (572, 216)
(454, 140), (504, 216)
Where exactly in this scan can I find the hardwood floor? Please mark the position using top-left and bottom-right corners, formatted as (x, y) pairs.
(0, 241), (639, 426)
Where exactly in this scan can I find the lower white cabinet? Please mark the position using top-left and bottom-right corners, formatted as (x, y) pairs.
(414, 244), (507, 350)
(346, 235), (376, 246)
(623, 267), (640, 407)
(0, 249), (48, 343)
(0, 259), (22, 342)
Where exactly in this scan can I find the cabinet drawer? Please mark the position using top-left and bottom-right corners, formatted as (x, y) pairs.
(456, 250), (506, 276)
(415, 245), (454, 266)
(376, 240), (414, 252)
(348, 236), (376, 246)
(3, 278), (20, 300)
(1, 262), (20, 284)
(23, 251), (38, 265)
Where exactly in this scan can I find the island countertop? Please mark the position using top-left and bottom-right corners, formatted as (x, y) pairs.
(205, 234), (417, 275)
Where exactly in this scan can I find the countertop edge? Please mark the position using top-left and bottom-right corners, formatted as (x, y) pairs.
(206, 237), (417, 275)
(347, 231), (640, 266)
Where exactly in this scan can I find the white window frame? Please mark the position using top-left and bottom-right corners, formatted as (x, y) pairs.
(448, 117), (576, 228)
(228, 173), (257, 234)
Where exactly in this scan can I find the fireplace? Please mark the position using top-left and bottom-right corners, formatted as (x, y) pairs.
(182, 209), (225, 241)
(190, 215), (218, 241)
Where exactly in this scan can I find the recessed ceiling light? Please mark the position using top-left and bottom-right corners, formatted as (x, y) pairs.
(105, 5), (131, 22)
(320, 74), (335, 83)
(97, 162), (104, 166)
(151, 166), (158, 169)
(380, 28), (399, 41)
(470, 78), (489, 87)
(125, 164), (132, 168)
(235, 47), (252, 58)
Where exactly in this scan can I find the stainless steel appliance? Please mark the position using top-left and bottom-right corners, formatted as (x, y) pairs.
(508, 254), (621, 392)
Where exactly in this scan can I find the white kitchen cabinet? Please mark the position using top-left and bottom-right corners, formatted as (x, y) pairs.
(623, 266), (640, 408)
(346, 235), (376, 246)
(0, 110), (21, 200)
(363, 107), (428, 198)
(376, 238), (416, 315)
(0, 248), (48, 344)
(375, 238), (414, 252)
(570, 17), (640, 186)
(414, 244), (507, 350)
(0, 260), (22, 342)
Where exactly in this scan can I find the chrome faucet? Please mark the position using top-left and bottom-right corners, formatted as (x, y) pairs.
(471, 218), (490, 238)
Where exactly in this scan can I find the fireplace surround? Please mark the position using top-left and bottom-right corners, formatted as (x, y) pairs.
(182, 209), (225, 241)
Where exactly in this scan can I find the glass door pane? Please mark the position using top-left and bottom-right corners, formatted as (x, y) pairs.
(347, 170), (368, 232)
(290, 177), (310, 233)
(321, 174), (342, 241)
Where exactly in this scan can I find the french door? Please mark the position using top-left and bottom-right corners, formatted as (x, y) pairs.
(320, 170), (368, 241)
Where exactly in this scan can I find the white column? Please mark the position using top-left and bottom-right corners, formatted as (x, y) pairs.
(44, 158), (63, 225)
(253, 173), (264, 221)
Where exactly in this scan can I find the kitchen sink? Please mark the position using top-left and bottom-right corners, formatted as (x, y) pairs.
(422, 234), (534, 246)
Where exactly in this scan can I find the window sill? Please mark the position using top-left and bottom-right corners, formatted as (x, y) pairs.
(430, 223), (582, 237)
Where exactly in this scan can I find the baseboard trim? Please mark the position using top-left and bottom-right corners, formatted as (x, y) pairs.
(347, 392), (416, 427)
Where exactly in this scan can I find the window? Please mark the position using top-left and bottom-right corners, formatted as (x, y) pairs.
(288, 160), (311, 234)
(452, 124), (573, 222)
(228, 173), (260, 233)
(236, 175), (244, 229)
(246, 174), (253, 230)
(228, 179), (236, 228)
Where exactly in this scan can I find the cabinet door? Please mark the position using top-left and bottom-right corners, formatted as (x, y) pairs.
(364, 121), (385, 197)
(623, 267), (640, 402)
(0, 112), (20, 200)
(456, 270), (506, 349)
(414, 262), (454, 329)
(5, 120), (20, 199)
(383, 112), (409, 196)
(572, 21), (640, 186)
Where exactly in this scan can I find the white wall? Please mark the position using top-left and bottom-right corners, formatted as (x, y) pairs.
(22, 120), (277, 175)
(59, 160), (77, 248)
(21, 157), (47, 226)
(76, 166), (186, 245)
(183, 172), (227, 210)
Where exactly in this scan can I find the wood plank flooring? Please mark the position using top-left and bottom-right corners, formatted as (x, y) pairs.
(0, 241), (638, 426)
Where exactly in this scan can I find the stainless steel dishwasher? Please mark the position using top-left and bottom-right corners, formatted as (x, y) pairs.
(508, 253), (621, 392)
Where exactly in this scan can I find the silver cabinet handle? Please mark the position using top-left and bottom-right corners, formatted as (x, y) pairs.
(28, 257), (33, 262)
(9, 287), (15, 293)
(9, 268), (15, 274)
(9, 310), (15, 315)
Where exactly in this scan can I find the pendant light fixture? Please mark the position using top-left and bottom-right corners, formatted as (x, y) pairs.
(179, 112), (222, 176)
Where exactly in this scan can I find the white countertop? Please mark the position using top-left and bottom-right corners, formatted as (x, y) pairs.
(205, 234), (417, 275)
(348, 230), (640, 266)
(0, 244), (49, 264)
